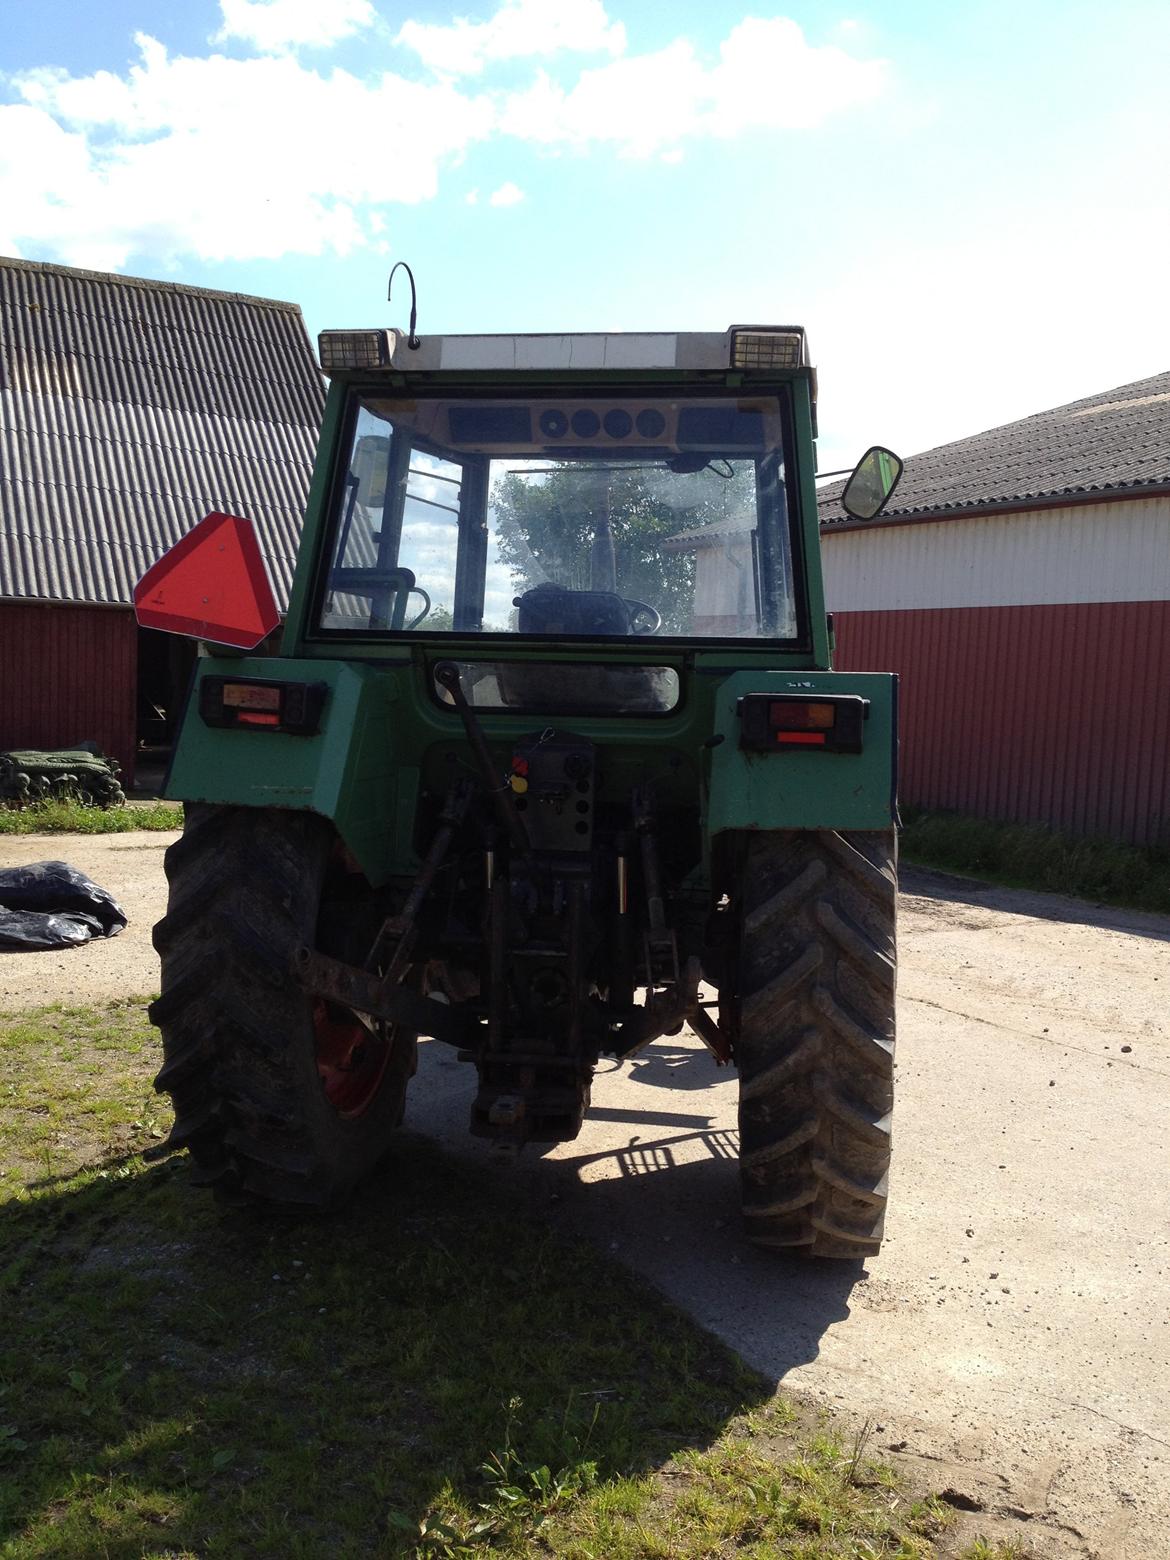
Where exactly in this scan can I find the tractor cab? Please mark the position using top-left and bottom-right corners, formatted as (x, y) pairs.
(287, 325), (897, 662)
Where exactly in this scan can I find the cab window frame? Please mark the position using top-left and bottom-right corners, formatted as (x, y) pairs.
(307, 381), (812, 652)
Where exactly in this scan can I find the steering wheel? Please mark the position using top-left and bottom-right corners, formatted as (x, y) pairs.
(624, 599), (661, 634)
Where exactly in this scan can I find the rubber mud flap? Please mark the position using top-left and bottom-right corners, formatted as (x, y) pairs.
(0, 860), (128, 950)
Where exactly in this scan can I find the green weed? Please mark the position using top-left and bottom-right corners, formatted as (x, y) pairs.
(960, 1540), (1036, 1559)
(900, 807), (1170, 915)
(0, 797), (183, 834)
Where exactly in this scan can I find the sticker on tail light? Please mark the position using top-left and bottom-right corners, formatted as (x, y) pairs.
(738, 694), (868, 753)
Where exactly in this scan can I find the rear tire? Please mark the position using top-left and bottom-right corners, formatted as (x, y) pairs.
(149, 805), (415, 1205)
(733, 830), (896, 1259)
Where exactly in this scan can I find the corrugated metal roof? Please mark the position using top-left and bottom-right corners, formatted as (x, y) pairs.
(0, 256), (325, 606)
(819, 369), (1170, 527)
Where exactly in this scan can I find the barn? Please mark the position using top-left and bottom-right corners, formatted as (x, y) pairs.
(819, 372), (1170, 845)
(0, 257), (325, 785)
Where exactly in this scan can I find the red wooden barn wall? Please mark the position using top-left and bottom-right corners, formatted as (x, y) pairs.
(834, 600), (1170, 847)
(0, 602), (138, 783)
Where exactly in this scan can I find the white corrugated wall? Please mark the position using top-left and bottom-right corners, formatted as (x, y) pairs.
(821, 495), (1170, 612)
(822, 493), (1170, 844)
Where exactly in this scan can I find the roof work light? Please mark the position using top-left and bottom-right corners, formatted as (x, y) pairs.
(317, 330), (396, 371)
(730, 329), (806, 370)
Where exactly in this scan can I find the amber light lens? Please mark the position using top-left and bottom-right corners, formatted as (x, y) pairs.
(770, 700), (836, 731)
(223, 683), (281, 712)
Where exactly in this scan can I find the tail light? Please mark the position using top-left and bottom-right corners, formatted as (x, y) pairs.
(199, 678), (328, 735)
(738, 694), (868, 753)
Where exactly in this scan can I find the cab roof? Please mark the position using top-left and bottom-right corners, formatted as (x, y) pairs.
(318, 324), (816, 399)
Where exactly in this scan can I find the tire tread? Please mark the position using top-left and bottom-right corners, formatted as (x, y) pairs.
(151, 806), (413, 1206)
(734, 829), (896, 1259)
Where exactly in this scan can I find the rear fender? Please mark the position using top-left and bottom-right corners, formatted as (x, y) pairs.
(165, 658), (414, 884)
(705, 671), (897, 835)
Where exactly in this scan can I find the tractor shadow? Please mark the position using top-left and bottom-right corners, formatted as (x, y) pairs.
(1, 1037), (866, 1553)
(412, 1038), (866, 1389)
(0, 1135), (779, 1556)
(901, 862), (1170, 945)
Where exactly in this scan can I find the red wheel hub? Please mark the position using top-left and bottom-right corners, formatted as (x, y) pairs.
(313, 1000), (390, 1119)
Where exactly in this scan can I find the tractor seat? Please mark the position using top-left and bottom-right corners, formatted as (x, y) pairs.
(514, 583), (633, 636)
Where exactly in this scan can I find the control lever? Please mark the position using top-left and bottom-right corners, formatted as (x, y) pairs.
(434, 660), (531, 858)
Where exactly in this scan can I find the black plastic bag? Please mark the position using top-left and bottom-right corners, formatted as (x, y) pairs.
(0, 861), (128, 951)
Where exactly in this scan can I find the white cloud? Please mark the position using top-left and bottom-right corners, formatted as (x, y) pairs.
(488, 180), (525, 206)
(215, 0), (376, 53)
(710, 19), (886, 135)
(500, 18), (888, 156)
(2, 34), (492, 268)
(397, 0), (625, 77)
(465, 188), (480, 204)
(500, 43), (702, 157)
(808, 205), (1170, 471)
(0, 11), (889, 269)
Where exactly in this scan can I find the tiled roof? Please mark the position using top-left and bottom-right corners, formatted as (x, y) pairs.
(0, 256), (325, 606)
(818, 369), (1170, 526)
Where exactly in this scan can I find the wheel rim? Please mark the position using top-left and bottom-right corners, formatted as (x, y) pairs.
(312, 999), (391, 1119)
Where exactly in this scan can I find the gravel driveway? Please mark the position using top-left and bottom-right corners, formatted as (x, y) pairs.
(2, 830), (1166, 1556)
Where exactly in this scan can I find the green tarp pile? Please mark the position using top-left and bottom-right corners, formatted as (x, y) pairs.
(0, 747), (126, 808)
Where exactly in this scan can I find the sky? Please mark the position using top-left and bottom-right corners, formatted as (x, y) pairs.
(2, 0), (1168, 469)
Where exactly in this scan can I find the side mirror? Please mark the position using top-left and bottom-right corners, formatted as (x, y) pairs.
(841, 445), (903, 521)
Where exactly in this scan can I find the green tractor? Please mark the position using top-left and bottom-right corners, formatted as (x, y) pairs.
(141, 320), (902, 1259)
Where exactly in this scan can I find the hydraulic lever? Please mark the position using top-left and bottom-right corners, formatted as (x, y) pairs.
(434, 660), (531, 858)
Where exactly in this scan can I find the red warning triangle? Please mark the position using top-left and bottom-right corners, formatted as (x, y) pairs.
(134, 513), (281, 650)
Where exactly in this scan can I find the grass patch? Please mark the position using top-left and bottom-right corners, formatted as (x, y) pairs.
(2, 1000), (1026, 1558)
(0, 1001), (168, 1187)
(900, 807), (1170, 916)
(0, 799), (183, 835)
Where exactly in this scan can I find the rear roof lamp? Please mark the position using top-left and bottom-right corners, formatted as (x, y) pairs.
(731, 330), (804, 370)
(133, 512), (281, 650)
(318, 330), (395, 372)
